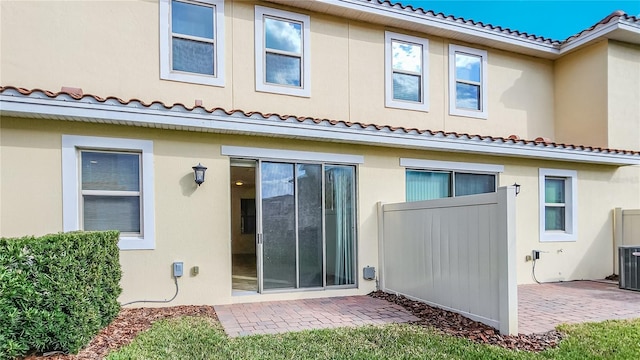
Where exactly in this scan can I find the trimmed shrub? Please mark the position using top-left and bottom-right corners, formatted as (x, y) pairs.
(0, 231), (122, 359)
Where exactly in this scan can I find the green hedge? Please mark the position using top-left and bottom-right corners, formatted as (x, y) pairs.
(0, 231), (122, 359)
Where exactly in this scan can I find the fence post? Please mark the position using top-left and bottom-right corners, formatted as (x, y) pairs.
(497, 186), (518, 335)
(377, 201), (385, 291)
(613, 208), (623, 275)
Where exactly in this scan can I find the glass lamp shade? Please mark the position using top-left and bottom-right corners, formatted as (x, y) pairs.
(192, 163), (207, 186)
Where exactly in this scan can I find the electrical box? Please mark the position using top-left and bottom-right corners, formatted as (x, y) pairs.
(363, 266), (376, 280)
(173, 262), (184, 277)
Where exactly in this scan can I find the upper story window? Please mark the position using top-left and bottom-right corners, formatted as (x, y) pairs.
(401, 158), (503, 202)
(539, 168), (577, 242)
(255, 6), (310, 97)
(160, 0), (225, 87)
(449, 44), (487, 119)
(385, 32), (429, 112)
(62, 135), (156, 250)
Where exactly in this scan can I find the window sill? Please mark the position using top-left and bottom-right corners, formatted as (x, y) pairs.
(118, 236), (156, 250)
(255, 83), (310, 98)
(161, 71), (225, 87)
(385, 101), (429, 112)
(449, 108), (488, 119)
(539, 232), (577, 242)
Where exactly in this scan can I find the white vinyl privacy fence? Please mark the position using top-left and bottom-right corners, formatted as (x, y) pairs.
(378, 186), (518, 335)
(613, 208), (640, 274)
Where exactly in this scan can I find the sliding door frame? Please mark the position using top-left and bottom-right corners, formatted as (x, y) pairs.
(232, 156), (358, 294)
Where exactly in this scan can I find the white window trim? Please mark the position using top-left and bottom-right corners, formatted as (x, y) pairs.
(254, 5), (311, 97)
(62, 135), (155, 250)
(384, 31), (429, 112)
(160, 0), (225, 87)
(448, 44), (488, 119)
(222, 146), (363, 164)
(539, 168), (577, 242)
(400, 158), (503, 173)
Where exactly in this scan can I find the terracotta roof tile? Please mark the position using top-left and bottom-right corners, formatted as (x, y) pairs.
(1, 85), (639, 157)
(367, 0), (560, 44)
(365, 0), (639, 44)
(564, 10), (640, 43)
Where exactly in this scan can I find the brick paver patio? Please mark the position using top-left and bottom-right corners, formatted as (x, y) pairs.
(518, 280), (640, 334)
(215, 281), (640, 337)
(214, 296), (419, 337)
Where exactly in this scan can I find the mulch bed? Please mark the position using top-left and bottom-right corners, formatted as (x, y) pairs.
(25, 292), (563, 359)
(369, 290), (563, 352)
(24, 306), (217, 360)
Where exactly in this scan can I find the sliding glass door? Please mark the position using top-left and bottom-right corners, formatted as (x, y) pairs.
(325, 165), (355, 286)
(258, 161), (355, 292)
(261, 162), (297, 290)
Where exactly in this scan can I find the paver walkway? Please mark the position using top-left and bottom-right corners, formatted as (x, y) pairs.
(518, 280), (640, 334)
(215, 281), (640, 337)
(214, 296), (419, 337)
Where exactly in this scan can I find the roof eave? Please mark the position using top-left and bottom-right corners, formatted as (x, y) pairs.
(264, 0), (561, 59)
(560, 21), (640, 54)
(266, 0), (640, 59)
(1, 92), (638, 166)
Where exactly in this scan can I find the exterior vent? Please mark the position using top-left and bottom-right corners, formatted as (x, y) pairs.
(619, 246), (640, 291)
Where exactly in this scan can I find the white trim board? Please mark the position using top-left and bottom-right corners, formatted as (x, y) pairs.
(2, 91), (639, 166)
(221, 145), (364, 164)
(400, 158), (504, 173)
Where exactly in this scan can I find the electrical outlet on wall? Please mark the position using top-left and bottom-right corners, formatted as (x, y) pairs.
(173, 262), (184, 277)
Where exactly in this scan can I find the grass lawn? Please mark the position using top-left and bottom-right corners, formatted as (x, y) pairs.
(106, 317), (640, 360)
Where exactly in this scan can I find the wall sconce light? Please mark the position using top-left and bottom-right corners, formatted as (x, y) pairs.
(513, 183), (521, 196)
(192, 163), (207, 186)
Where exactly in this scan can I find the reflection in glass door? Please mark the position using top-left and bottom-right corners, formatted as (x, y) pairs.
(296, 164), (323, 288)
(261, 162), (297, 290)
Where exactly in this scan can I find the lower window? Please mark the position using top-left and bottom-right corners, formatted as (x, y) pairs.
(62, 135), (155, 250)
(406, 170), (497, 202)
(539, 168), (577, 242)
(81, 151), (142, 233)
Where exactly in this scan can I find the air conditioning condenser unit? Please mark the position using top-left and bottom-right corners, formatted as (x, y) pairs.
(619, 246), (640, 292)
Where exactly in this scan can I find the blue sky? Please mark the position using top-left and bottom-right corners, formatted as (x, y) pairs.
(398, 1), (640, 40)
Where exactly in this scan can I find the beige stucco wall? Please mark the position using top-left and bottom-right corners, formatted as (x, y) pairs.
(607, 41), (640, 151)
(2, 116), (639, 305)
(554, 40), (609, 148)
(1, 0), (555, 140)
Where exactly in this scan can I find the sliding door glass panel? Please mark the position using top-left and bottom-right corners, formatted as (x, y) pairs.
(325, 165), (355, 286)
(297, 164), (323, 288)
(455, 173), (496, 196)
(261, 162), (296, 290)
(406, 170), (451, 201)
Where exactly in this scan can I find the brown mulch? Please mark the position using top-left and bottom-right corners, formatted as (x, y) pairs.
(370, 290), (563, 352)
(605, 274), (620, 281)
(24, 306), (217, 360)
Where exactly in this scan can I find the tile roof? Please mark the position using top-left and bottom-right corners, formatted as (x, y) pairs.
(364, 0), (639, 44)
(2, 86), (639, 165)
(368, 0), (560, 44)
